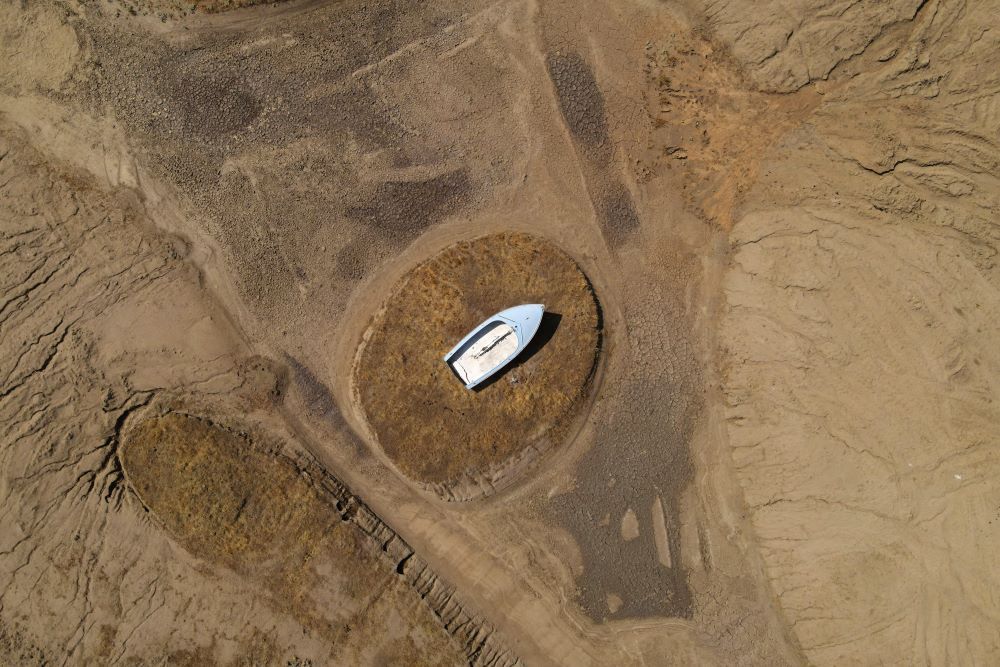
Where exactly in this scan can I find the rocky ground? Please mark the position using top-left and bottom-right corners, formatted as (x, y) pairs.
(1, 0), (998, 665)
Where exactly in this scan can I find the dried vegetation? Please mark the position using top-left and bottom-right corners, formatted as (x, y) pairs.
(121, 413), (463, 666)
(355, 232), (601, 490)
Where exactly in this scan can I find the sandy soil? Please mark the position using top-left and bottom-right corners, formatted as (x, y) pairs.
(0, 125), (478, 665)
(2, 0), (999, 664)
(704, 0), (1000, 660)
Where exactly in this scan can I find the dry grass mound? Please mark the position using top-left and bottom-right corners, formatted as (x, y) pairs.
(354, 232), (601, 491)
(120, 413), (462, 666)
(122, 414), (340, 573)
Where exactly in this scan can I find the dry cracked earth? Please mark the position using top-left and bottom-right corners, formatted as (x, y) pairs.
(2, 0), (999, 665)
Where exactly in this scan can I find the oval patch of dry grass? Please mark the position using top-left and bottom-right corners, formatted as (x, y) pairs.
(120, 413), (465, 665)
(354, 232), (601, 494)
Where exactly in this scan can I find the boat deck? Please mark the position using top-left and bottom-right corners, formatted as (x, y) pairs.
(450, 321), (519, 385)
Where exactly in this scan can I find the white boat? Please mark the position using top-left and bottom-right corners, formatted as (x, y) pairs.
(444, 304), (545, 389)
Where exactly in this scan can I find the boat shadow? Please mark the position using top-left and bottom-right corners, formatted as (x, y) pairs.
(473, 311), (561, 392)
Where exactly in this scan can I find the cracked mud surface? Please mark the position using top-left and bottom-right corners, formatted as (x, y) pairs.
(2, 0), (1000, 664)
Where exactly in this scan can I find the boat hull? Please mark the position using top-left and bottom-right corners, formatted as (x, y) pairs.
(444, 304), (545, 389)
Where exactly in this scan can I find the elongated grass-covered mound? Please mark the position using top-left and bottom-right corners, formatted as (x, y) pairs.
(120, 413), (465, 664)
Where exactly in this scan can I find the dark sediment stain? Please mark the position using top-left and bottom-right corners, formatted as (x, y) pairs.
(284, 354), (345, 428)
(545, 50), (640, 248)
(282, 354), (369, 459)
(597, 182), (641, 248)
(546, 52), (611, 151)
(86, 0), (486, 316)
(153, 144), (226, 194)
(349, 170), (471, 236)
(334, 238), (385, 282)
(336, 169), (471, 279)
(549, 295), (699, 621)
(168, 74), (261, 143)
(212, 167), (300, 312)
(312, 80), (407, 151)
